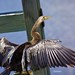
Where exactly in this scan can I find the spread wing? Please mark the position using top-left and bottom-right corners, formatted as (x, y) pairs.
(0, 37), (18, 67)
(25, 40), (75, 70)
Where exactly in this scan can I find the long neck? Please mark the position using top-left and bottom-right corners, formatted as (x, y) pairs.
(30, 19), (42, 45)
(31, 19), (42, 33)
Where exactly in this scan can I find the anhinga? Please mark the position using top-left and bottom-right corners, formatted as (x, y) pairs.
(21, 16), (75, 71)
(1, 16), (75, 75)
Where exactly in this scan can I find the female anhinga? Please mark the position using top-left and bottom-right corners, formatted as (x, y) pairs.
(21, 16), (75, 72)
(1, 16), (75, 75)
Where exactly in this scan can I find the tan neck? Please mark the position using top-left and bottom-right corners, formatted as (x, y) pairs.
(30, 32), (41, 45)
(31, 19), (42, 33)
(30, 19), (42, 45)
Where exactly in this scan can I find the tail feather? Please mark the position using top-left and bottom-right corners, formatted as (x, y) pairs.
(0, 67), (11, 75)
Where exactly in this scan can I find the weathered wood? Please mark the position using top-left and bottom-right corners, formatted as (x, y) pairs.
(22, 0), (45, 41)
(22, 0), (50, 75)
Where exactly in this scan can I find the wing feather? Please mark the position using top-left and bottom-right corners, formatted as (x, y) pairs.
(60, 48), (75, 66)
(53, 48), (67, 67)
(25, 40), (75, 70)
(51, 49), (60, 67)
(46, 48), (51, 67)
(56, 48), (70, 65)
(48, 48), (52, 67)
(62, 48), (75, 60)
(50, 49), (55, 67)
(59, 48), (75, 65)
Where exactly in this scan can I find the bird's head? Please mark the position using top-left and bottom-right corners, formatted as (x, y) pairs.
(31, 16), (51, 44)
(37, 16), (51, 23)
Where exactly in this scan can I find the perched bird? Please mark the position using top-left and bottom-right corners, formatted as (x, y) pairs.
(21, 16), (75, 71)
(1, 16), (75, 75)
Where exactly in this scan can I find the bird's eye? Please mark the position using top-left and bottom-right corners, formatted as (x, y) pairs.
(43, 16), (47, 20)
(43, 16), (49, 20)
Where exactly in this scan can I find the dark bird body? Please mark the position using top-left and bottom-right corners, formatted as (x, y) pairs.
(1, 16), (75, 75)
(10, 42), (31, 72)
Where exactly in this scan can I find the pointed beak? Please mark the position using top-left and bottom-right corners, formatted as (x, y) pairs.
(44, 16), (52, 20)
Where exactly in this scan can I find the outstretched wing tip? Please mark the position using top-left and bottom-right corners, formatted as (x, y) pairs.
(26, 40), (75, 70)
